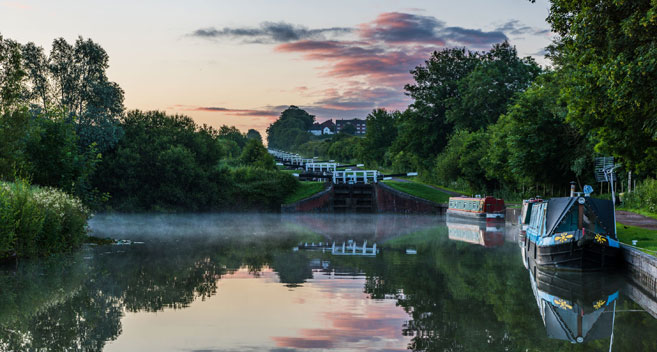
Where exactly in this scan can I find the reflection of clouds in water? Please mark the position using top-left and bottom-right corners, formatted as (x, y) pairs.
(271, 271), (410, 350)
(272, 308), (408, 350)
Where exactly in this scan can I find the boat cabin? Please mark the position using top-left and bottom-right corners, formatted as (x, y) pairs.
(447, 196), (505, 219)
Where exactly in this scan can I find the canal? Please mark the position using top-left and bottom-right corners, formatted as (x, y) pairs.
(1, 214), (656, 351)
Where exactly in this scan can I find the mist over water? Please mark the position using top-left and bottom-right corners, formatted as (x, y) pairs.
(2, 213), (657, 351)
(88, 213), (448, 241)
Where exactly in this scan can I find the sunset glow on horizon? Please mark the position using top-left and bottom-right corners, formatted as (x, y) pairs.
(0, 0), (553, 137)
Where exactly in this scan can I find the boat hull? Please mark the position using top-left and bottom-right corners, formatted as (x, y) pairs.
(524, 235), (621, 271)
(446, 209), (505, 219)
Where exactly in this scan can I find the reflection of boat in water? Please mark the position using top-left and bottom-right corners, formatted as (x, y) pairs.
(524, 196), (620, 270)
(446, 215), (505, 248)
(523, 244), (621, 344)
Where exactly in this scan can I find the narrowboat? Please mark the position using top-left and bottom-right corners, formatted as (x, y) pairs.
(447, 196), (505, 219)
(523, 245), (621, 345)
(524, 196), (620, 270)
(446, 214), (505, 247)
(519, 198), (544, 238)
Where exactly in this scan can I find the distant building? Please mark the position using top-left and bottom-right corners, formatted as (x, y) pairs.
(335, 118), (367, 135)
(308, 120), (335, 135)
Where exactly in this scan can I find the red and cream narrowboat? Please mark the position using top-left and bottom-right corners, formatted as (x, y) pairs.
(447, 196), (506, 219)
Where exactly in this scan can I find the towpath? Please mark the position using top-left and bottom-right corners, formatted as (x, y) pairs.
(616, 210), (657, 230)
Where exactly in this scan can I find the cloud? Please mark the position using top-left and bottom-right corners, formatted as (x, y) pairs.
(495, 20), (550, 36)
(358, 12), (506, 47)
(186, 12), (531, 123)
(190, 22), (352, 43)
(169, 105), (282, 118)
(0, 1), (31, 10)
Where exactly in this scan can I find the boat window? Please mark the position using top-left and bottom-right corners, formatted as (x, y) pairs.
(555, 209), (577, 232)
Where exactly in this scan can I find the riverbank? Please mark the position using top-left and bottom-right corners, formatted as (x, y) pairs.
(0, 181), (90, 260)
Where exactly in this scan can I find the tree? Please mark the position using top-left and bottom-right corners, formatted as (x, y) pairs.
(545, 0), (657, 174)
(485, 72), (594, 194)
(361, 108), (398, 166)
(392, 48), (481, 170)
(341, 123), (356, 135)
(218, 125), (247, 149)
(446, 42), (541, 131)
(21, 42), (50, 111)
(266, 105), (314, 150)
(433, 130), (489, 191)
(240, 139), (275, 170)
(0, 35), (27, 113)
(246, 129), (262, 143)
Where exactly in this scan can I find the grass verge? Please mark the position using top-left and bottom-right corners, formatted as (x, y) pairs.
(283, 182), (326, 204)
(382, 180), (451, 204)
(616, 222), (657, 253)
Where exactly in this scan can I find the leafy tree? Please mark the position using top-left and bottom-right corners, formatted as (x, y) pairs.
(218, 125), (247, 149)
(0, 108), (32, 178)
(340, 123), (356, 135)
(393, 48), (481, 170)
(0, 35), (27, 113)
(266, 106), (314, 150)
(446, 41), (541, 131)
(240, 139), (275, 170)
(21, 42), (50, 111)
(25, 116), (102, 204)
(246, 128), (262, 143)
(433, 130), (489, 191)
(361, 108), (398, 166)
(485, 72), (595, 194)
(47, 37), (125, 153)
(545, 0), (657, 174)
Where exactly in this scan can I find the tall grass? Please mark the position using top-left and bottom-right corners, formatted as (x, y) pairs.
(0, 180), (91, 260)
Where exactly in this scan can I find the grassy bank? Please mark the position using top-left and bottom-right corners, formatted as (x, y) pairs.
(382, 180), (451, 203)
(0, 181), (91, 260)
(616, 222), (657, 253)
(283, 182), (326, 204)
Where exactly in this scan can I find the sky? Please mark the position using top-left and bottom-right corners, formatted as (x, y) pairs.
(0, 0), (554, 137)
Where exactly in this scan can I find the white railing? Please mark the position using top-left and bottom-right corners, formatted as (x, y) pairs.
(305, 162), (338, 172)
(332, 170), (379, 184)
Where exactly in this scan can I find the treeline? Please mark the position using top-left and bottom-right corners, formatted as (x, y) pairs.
(0, 34), (297, 220)
(269, 0), (657, 199)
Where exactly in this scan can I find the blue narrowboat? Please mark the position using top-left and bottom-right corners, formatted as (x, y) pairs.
(524, 196), (620, 270)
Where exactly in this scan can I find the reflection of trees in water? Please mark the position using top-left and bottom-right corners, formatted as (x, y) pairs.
(361, 230), (657, 352)
(2, 227), (657, 352)
(0, 234), (307, 351)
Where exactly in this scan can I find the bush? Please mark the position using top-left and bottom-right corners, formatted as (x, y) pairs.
(0, 180), (90, 260)
(623, 178), (657, 213)
(229, 167), (299, 210)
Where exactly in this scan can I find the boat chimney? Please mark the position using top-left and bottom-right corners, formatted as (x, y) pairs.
(570, 181), (576, 197)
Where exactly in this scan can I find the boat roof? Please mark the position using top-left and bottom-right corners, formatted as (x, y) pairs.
(544, 197), (615, 236)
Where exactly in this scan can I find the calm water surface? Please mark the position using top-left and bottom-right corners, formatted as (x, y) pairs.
(1, 214), (656, 351)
